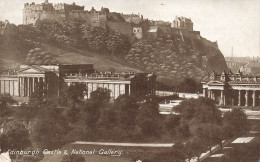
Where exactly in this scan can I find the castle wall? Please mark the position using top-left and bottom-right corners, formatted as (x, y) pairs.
(107, 22), (132, 35)
(67, 11), (92, 22)
(173, 18), (193, 31)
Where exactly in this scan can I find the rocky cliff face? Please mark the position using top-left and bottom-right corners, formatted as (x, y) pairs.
(124, 29), (228, 86)
(0, 21), (227, 87)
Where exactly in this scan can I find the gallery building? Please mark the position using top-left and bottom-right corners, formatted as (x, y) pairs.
(0, 64), (156, 100)
(202, 70), (260, 107)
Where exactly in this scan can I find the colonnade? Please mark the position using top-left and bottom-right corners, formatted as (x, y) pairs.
(86, 82), (129, 99)
(19, 77), (45, 97)
(203, 88), (259, 107)
(236, 90), (257, 107)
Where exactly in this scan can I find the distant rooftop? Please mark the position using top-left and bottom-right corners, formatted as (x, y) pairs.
(175, 16), (192, 23)
(244, 61), (260, 68)
(210, 154), (225, 158)
(232, 137), (255, 144)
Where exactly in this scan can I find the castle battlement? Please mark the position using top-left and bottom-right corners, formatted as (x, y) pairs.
(23, 0), (115, 26)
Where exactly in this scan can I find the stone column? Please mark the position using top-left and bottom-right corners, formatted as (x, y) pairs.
(27, 78), (30, 97)
(211, 90), (215, 100)
(19, 78), (22, 97)
(22, 78), (25, 97)
(32, 78), (35, 93)
(253, 91), (256, 107)
(221, 90), (224, 106)
(245, 90), (249, 107)
(208, 90), (211, 98)
(238, 90), (241, 106)
(203, 88), (206, 97)
(223, 93), (226, 106)
(42, 78), (45, 96)
(18, 78), (20, 97)
(37, 77), (40, 91)
(129, 84), (131, 95)
(231, 93), (234, 106)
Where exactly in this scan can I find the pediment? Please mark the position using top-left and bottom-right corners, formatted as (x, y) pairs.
(207, 81), (225, 86)
(18, 66), (45, 74)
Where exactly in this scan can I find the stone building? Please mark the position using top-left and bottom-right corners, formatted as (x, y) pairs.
(172, 16), (193, 31)
(133, 27), (143, 39)
(65, 72), (156, 99)
(24, 0), (122, 26)
(241, 61), (260, 75)
(23, 0), (138, 37)
(202, 70), (260, 107)
(121, 13), (143, 24)
(0, 64), (156, 100)
(0, 20), (9, 35)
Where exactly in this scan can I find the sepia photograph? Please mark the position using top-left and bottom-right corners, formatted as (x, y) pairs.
(0, 0), (260, 161)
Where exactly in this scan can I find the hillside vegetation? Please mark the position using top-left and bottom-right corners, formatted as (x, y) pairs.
(0, 20), (227, 86)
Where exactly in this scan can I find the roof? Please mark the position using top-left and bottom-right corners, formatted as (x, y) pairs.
(232, 137), (255, 144)
(148, 26), (158, 33)
(175, 16), (193, 23)
(210, 154), (225, 158)
(202, 70), (260, 84)
(245, 61), (260, 68)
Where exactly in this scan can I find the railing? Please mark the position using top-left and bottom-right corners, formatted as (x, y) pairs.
(64, 75), (128, 80)
(64, 73), (133, 80)
(0, 74), (18, 78)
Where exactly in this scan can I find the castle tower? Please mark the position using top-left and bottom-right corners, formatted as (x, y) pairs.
(45, 0), (49, 4)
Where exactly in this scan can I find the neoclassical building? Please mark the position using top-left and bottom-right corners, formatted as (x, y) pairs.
(202, 70), (260, 107)
(0, 64), (156, 100)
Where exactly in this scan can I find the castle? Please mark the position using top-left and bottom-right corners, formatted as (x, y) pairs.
(23, 0), (112, 26)
(23, 0), (196, 39)
(172, 16), (193, 31)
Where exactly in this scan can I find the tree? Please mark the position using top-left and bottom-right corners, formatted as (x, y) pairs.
(175, 98), (222, 125)
(80, 88), (111, 129)
(114, 95), (139, 129)
(164, 114), (181, 135)
(25, 48), (58, 65)
(175, 98), (225, 157)
(0, 94), (16, 117)
(0, 121), (31, 154)
(195, 123), (224, 154)
(223, 108), (250, 137)
(136, 102), (162, 137)
(90, 87), (111, 105)
(186, 137), (208, 162)
(31, 101), (70, 149)
(177, 77), (200, 93)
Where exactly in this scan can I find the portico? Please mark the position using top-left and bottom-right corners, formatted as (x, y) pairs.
(202, 70), (260, 107)
(0, 65), (59, 97)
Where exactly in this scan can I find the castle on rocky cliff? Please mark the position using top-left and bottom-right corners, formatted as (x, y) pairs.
(23, 0), (197, 38)
(23, 0), (130, 26)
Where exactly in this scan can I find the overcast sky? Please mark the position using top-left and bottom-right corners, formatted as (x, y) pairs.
(0, 0), (259, 57)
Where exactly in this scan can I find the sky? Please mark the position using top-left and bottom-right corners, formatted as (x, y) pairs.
(0, 0), (259, 57)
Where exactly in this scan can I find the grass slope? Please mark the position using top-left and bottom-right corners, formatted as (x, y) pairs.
(0, 43), (140, 73)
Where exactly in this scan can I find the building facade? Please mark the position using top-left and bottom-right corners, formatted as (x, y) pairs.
(240, 61), (260, 75)
(121, 13), (143, 24)
(172, 16), (193, 31)
(65, 72), (156, 99)
(133, 27), (143, 39)
(202, 70), (260, 107)
(0, 64), (156, 100)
